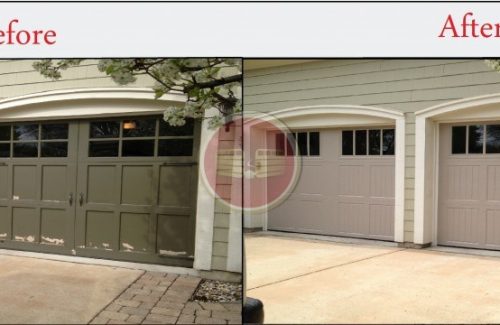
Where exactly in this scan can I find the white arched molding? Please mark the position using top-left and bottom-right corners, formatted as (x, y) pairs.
(414, 93), (500, 245)
(0, 87), (186, 120)
(250, 105), (406, 243)
(0, 88), (219, 271)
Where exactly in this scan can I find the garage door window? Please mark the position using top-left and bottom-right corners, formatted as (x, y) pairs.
(89, 117), (194, 158)
(342, 128), (395, 156)
(451, 124), (500, 155)
(277, 131), (320, 156)
(0, 123), (69, 158)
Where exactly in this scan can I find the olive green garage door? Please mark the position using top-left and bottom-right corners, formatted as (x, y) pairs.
(268, 128), (395, 240)
(0, 116), (199, 267)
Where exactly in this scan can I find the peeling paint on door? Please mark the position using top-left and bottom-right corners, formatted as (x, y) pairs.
(41, 236), (64, 245)
(122, 243), (134, 251)
(159, 250), (187, 257)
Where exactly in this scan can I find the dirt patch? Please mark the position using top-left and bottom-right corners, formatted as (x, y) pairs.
(191, 279), (242, 303)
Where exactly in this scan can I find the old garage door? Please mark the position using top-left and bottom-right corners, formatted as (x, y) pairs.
(0, 116), (199, 267)
(268, 128), (395, 240)
(439, 123), (500, 250)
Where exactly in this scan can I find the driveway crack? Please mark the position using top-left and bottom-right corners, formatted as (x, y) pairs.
(248, 248), (406, 291)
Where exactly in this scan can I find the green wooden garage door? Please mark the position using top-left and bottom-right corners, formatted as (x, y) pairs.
(0, 116), (199, 267)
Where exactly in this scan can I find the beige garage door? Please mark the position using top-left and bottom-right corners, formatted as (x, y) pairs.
(268, 128), (395, 241)
(439, 123), (500, 249)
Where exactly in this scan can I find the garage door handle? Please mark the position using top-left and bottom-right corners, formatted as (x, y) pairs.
(68, 193), (73, 206)
(79, 193), (84, 206)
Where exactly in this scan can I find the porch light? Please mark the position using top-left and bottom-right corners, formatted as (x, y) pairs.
(123, 121), (136, 129)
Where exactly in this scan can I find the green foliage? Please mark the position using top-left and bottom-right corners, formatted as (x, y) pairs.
(33, 59), (242, 128)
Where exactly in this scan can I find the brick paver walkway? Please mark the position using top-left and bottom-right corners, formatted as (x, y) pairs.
(89, 271), (242, 324)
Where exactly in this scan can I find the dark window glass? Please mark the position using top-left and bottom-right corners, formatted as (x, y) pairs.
(123, 118), (156, 137)
(468, 125), (484, 154)
(286, 133), (296, 156)
(486, 125), (500, 153)
(342, 130), (353, 155)
(13, 142), (37, 157)
(452, 126), (467, 154)
(383, 129), (396, 155)
(158, 139), (193, 156)
(297, 132), (308, 156)
(275, 133), (285, 156)
(309, 132), (320, 156)
(41, 142), (68, 157)
(14, 124), (38, 141)
(90, 121), (120, 139)
(355, 130), (367, 155)
(89, 141), (119, 157)
(0, 126), (10, 141)
(0, 143), (9, 157)
(159, 118), (194, 136)
(42, 124), (68, 140)
(122, 140), (155, 157)
(369, 130), (381, 155)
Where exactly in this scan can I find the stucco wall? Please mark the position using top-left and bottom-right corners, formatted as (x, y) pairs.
(244, 59), (500, 242)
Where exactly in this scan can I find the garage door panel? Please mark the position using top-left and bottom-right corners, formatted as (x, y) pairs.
(87, 165), (117, 204)
(370, 165), (395, 198)
(439, 206), (482, 245)
(157, 214), (194, 257)
(336, 202), (369, 236)
(445, 165), (482, 201)
(0, 166), (9, 199)
(0, 206), (10, 240)
(84, 210), (117, 250)
(41, 165), (68, 202)
(12, 207), (38, 243)
(338, 164), (368, 197)
(369, 204), (394, 238)
(13, 165), (37, 201)
(486, 209), (500, 247)
(158, 165), (193, 208)
(120, 212), (152, 253)
(121, 166), (154, 205)
(40, 208), (66, 246)
(487, 165), (500, 201)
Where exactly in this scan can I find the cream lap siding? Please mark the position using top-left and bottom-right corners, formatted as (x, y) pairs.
(212, 199), (231, 271)
(0, 60), (155, 98)
(245, 59), (500, 243)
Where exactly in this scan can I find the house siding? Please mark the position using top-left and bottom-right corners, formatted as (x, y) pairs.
(0, 60), (232, 272)
(244, 59), (500, 242)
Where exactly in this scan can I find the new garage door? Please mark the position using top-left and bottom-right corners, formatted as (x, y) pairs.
(268, 128), (395, 240)
(439, 123), (500, 250)
(0, 116), (199, 267)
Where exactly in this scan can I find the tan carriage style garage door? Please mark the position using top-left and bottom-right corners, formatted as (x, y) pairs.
(0, 115), (199, 267)
(439, 123), (500, 249)
(268, 127), (396, 241)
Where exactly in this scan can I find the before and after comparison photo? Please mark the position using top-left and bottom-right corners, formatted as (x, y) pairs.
(1, 57), (500, 325)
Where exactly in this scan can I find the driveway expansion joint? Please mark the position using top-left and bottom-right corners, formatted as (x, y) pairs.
(248, 248), (407, 291)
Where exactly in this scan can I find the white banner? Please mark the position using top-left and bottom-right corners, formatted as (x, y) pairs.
(0, 3), (497, 57)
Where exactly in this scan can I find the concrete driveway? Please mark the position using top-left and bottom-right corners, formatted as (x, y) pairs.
(0, 254), (142, 324)
(246, 232), (500, 324)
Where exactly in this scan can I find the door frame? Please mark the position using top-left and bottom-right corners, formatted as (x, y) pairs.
(246, 105), (406, 243)
(0, 88), (216, 270)
(415, 93), (500, 246)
